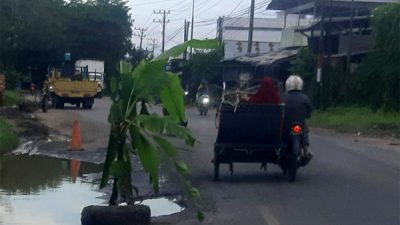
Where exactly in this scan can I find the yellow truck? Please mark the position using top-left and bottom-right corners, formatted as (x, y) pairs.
(46, 64), (98, 109)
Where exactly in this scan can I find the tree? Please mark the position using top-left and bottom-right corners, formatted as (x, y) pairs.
(184, 46), (224, 102)
(63, 0), (133, 79)
(352, 3), (400, 112)
(0, 0), (133, 88)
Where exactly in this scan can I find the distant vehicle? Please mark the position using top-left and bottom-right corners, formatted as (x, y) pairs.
(75, 59), (105, 98)
(45, 54), (98, 109)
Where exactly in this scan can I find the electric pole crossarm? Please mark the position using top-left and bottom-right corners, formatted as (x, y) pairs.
(134, 27), (148, 51)
(153, 10), (170, 53)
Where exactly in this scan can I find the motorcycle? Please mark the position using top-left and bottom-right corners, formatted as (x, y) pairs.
(197, 94), (210, 116)
(285, 123), (305, 181)
(41, 86), (52, 113)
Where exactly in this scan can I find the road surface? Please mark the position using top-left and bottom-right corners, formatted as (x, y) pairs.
(36, 98), (400, 225)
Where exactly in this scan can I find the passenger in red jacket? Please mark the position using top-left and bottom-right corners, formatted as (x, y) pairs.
(244, 76), (281, 104)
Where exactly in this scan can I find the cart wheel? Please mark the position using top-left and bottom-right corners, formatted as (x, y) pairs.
(213, 157), (219, 181)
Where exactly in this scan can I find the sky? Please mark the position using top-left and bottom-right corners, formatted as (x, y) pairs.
(126, 0), (275, 54)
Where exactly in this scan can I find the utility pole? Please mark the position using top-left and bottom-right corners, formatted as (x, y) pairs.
(247, 0), (255, 54)
(154, 10), (170, 53)
(183, 19), (190, 60)
(148, 37), (157, 58)
(134, 27), (147, 51)
(346, 0), (355, 73)
(217, 16), (223, 41)
(189, 0), (195, 56)
(317, 2), (326, 109)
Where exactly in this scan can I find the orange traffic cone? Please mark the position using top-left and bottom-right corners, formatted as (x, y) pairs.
(69, 120), (84, 151)
(70, 159), (81, 183)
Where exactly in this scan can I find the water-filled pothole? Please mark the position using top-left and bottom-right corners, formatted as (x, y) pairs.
(0, 155), (104, 225)
(136, 197), (185, 217)
(0, 154), (186, 224)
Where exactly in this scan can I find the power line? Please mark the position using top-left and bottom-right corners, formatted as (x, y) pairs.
(166, 27), (184, 43)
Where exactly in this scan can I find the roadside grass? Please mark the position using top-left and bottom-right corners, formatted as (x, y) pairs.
(0, 116), (19, 154)
(308, 107), (400, 137)
(4, 90), (20, 106)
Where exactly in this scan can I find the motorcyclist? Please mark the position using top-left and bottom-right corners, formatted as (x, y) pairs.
(282, 75), (313, 162)
(196, 79), (209, 99)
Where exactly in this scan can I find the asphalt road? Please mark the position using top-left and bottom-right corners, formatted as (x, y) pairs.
(52, 98), (400, 225)
(183, 110), (400, 225)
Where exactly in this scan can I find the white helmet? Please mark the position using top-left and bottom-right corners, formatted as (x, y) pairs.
(285, 75), (303, 91)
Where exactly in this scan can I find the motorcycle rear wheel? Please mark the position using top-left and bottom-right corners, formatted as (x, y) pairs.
(288, 139), (301, 182)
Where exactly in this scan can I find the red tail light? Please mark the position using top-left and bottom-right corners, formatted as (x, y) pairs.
(292, 125), (302, 134)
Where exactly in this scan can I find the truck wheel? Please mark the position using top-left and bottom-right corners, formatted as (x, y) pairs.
(54, 96), (64, 109)
(213, 152), (220, 181)
(82, 98), (93, 109)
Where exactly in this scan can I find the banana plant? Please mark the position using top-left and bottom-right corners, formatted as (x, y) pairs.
(100, 39), (219, 220)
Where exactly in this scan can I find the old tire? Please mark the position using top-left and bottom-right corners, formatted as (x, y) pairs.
(81, 205), (150, 225)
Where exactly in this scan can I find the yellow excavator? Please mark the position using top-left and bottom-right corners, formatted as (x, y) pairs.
(45, 53), (98, 109)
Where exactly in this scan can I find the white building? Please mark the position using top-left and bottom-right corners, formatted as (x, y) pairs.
(218, 14), (312, 59)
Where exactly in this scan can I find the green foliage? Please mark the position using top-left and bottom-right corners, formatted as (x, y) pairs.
(289, 47), (317, 101)
(184, 45), (224, 102)
(308, 107), (400, 137)
(353, 4), (400, 111)
(0, 0), (132, 86)
(351, 3), (400, 112)
(4, 90), (20, 106)
(0, 117), (19, 154)
(0, 70), (21, 90)
(100, 39), (219, 218)
(291, 4), (400, 112)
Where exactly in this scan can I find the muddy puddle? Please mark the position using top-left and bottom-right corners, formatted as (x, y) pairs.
(0, 155), (105, 225)
(0, 154), (185, 224)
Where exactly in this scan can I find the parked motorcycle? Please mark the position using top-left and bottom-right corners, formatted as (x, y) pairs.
(197, 94), (210, 116)
(41, 86), (52, 113)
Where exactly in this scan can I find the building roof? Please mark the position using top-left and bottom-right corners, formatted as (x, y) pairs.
(221, 16), (312, 42)
(223, 49), (299, 66)
(267, 0), (397, 13)
(295, 15), (370, 34)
